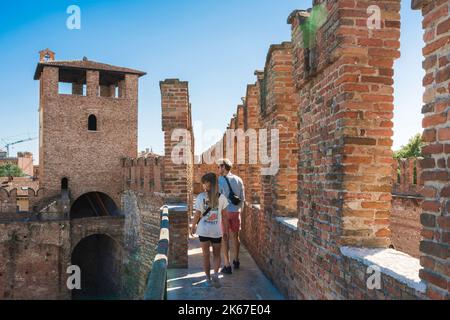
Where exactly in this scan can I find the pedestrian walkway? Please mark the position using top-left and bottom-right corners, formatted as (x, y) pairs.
(167, 234), (285, 300)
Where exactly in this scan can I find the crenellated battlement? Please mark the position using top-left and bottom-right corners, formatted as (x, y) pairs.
(393, 158), (424, 196)
(0, 185), (48, 217)
(121, 153), (165, 195)
(193, 0), (450, 300)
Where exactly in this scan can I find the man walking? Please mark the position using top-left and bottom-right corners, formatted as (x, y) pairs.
(217, 158), (245, 274)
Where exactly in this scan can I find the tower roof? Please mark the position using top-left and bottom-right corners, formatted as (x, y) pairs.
(34, 58), (147, 80)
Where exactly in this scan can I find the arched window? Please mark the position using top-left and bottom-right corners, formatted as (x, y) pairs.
(61, 177), (68, 191)
(88, 114), (97, 131)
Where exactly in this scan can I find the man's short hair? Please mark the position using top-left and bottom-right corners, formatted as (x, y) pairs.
(217, 158), (232, 171)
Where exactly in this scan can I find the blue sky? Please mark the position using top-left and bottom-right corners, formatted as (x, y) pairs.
(0, 1), (424, 164)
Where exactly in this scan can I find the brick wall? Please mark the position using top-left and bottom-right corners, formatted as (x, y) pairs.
(0, 186), (52, 216)
(412, 0), (450, 300)
(391, 158), (424, 257)
(0, 220), (71, 299)
(196, 0), (450, 300)
(391, 197), (422, 257)
(121, 191), (165, 298)
(293, 0), (400, 248)
(121, 155), (164, 194)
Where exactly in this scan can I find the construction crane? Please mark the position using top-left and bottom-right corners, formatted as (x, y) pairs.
(1, 136), (37, 158)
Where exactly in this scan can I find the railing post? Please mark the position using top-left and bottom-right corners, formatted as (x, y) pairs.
(144, 206), (170, 300)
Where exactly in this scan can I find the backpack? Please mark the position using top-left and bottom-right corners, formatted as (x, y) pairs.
(223, 176), (242, 206)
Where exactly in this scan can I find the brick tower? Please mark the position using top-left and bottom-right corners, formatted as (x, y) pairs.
(34, 49), (146, 210)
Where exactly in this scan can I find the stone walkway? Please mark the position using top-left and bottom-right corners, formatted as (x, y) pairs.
(167, 234), (285, 300)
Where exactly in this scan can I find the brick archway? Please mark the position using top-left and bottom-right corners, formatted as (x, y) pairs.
(70, 191), (120, 219)
(71, 233), (123, 300)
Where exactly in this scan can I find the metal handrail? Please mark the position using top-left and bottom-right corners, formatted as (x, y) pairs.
(144, 206), (170, 300)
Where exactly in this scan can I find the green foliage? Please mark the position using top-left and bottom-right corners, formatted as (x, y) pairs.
(0, 163), (25, 177)
(393, 134), (424, 159)
(301, 4), (328, 49)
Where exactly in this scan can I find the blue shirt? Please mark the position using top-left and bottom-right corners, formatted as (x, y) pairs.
(218, 173), (245, 212)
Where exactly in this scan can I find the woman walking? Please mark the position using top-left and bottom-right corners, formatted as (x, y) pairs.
(191, 173), (229, 288)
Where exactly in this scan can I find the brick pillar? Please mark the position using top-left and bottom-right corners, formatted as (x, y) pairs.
(413, 0), (449, 300)
(255, 71), (271, 218)
(118, 79), (125, 98)
(245, 83), (262, 204)
(160, 79), (192, 204)
(39, 66), (59, 195)
(86, 70), (99, 97)
(290, 0), (401, 247)
(260, 42), (298, 217)
(160, 79), (193, 268)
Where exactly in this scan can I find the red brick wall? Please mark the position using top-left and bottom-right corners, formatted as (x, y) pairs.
(121, 155), (164, 194)
(293, 0), (400, 248)
(413, 0), (450, 300)
(391, 197), (422, 257)
(390, 158), (424, 258)
(0, 221), (71, 299)
(199, 0), (449, 300)
(122, 191), (165, 298)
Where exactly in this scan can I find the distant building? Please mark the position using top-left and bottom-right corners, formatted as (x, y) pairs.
(0, 151), (34, 177)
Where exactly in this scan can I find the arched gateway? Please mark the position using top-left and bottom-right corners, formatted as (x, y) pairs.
(71, 234), (122, 300)
(70, 192), (120, 219)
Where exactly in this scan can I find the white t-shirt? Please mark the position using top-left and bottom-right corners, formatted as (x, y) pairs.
(194, 192), (229, 239)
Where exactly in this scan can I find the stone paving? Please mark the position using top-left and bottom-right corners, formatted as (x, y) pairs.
(167, 234), (285, 300)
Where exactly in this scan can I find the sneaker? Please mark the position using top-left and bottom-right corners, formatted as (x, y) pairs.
(233, 260), (240, 269)
(205, 278), (213, 287)
(220, 266), (232, 275)
(211, 274), (221, 288)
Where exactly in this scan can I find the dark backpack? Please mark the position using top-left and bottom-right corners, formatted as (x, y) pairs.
(223, 176), (241, 206)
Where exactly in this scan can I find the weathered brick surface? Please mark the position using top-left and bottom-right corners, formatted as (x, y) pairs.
(291, 0), (401, 248)
(121, 155), (164, 194)
(168, 207), (189, 268)
(3, 0), (449, 300)
(37, 64), (140, 208)
(160, 79), (194, 205)
(121, 191), (164, 299)
(260, 43), (299, 217)
(0, 220), (71, 299)
(197, 0), (450, 300)
(160, 79), (194, 268)
(1, 55), (190, 299)
(391, 197), (422, 257)
(391, 158), (424, 257)
(70, 216), (124, 252)
(414, 0), (450, 300)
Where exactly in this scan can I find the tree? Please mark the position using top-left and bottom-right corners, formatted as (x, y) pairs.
(0, 163), (25, 177)
(393, 134), (424, 159)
